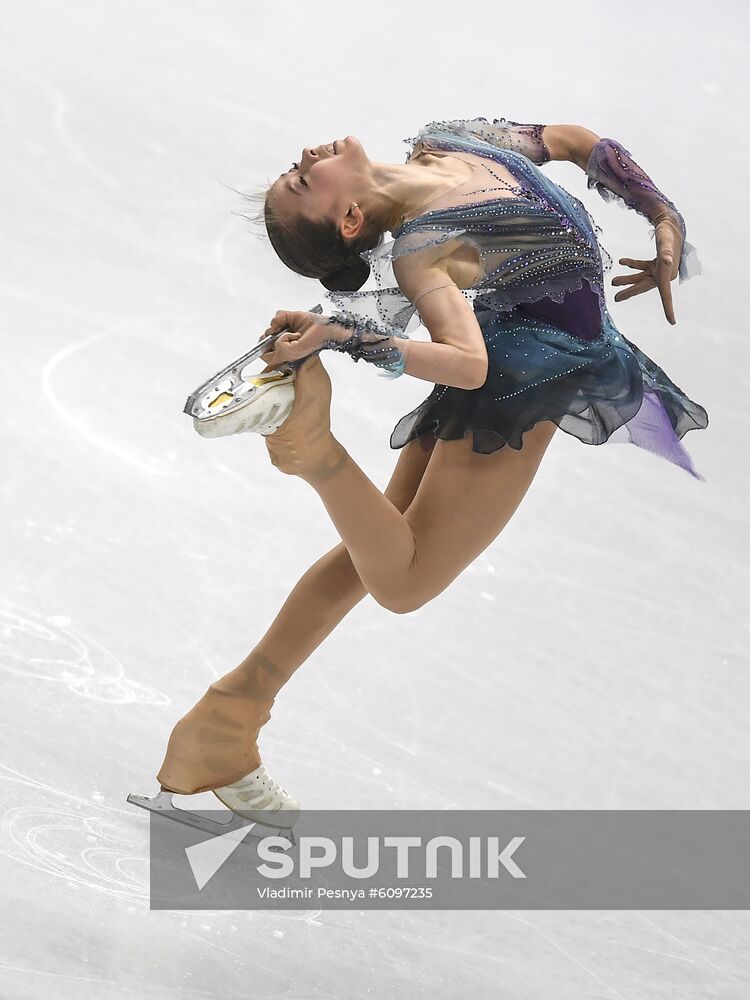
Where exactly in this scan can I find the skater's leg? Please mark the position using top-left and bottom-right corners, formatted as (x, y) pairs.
(156, 432), (437, 795)
(301, 420), (558, 614)
(261, 355), (558, 616)
(218, 430), (438, 692)
(390, 421), (558, 610)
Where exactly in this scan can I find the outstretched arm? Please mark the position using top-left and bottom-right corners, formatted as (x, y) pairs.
(532, 121), (700, 322)
(581, 131), (700, 323)
(519, 116), (690, 252)
(459, 118), (699, 322)
(453, 117), (600, 167)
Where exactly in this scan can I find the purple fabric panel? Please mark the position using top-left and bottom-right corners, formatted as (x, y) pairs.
(610, 388), (705, 481)
(516, 279), (602, 342)
(512, 283), (705, 479)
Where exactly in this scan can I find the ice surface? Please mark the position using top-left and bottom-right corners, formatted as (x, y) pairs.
(1, 1), (748, 997)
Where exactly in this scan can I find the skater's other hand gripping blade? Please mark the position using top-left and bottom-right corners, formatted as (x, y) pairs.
(126, 791), (296, 849)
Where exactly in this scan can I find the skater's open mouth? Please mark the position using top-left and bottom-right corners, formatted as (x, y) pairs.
(312, 140), (338, 157)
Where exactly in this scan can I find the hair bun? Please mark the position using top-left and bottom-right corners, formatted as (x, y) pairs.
(320, 256), (371, 293)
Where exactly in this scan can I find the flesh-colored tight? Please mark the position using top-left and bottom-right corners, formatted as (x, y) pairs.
(155, 432), (437, 794)
(157, 356), (557, 794)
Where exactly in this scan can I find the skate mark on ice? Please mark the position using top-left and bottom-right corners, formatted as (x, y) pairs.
(636, 914), (750, 989)
(7, 64), (121, 192)
(484, 780), (546, 809)
(39, 317), (259, 493)
(504, 913), (629, 999)
(40, 321), (184, 478)
(0, 605), (169, 705)
(51, 92), (121, 192)
(0, 765), (148, 902)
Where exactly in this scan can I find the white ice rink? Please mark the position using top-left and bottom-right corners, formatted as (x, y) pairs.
(1, 1), (748, 996)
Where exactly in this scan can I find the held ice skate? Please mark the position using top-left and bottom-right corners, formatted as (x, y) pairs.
(127, 763), (300, 847)
(185, 303), (323, 439)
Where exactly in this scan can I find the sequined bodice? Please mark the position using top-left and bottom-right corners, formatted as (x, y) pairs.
(323, 118), (617, 338)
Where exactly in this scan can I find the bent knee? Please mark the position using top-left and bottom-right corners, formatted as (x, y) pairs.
(371, 589), (433, 615)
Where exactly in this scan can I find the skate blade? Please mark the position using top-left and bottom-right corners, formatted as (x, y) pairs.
(183, 303), (323, 422)
(127, 790), (296, 849)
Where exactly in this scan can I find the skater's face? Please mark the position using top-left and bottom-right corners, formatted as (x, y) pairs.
(269, 135), (369, 238)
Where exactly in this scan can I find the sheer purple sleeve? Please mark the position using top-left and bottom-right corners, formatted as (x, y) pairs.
(585, 137), (701, 282)
(451, 117), (551, 166)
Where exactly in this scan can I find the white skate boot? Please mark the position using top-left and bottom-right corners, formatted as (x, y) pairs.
(213, 764), (300, 828)
(185, 303), (323, 439)
(192, 368), (296, 438)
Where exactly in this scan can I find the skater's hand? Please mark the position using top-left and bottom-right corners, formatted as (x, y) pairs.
(257, 310), (330, 372)
(611, 216), (683, 325)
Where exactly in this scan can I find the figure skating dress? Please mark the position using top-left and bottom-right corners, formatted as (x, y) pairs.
(323, 118), (709, 479)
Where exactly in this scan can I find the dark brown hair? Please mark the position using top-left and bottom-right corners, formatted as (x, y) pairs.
(237, 183), (385, 292)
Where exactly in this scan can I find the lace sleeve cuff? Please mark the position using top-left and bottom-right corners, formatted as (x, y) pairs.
(318, 313), (412, 380)
(585, 137), (702, 283)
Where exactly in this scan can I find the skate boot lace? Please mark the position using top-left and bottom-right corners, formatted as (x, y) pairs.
(231, 765), (292, 808)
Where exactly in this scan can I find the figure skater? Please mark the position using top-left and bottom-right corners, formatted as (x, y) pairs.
(135, 117), (708, 832)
